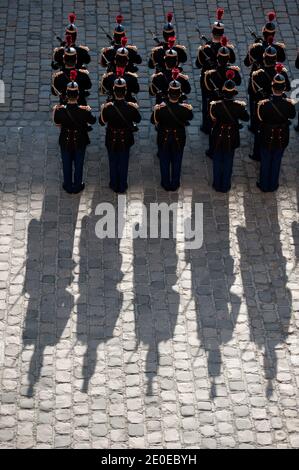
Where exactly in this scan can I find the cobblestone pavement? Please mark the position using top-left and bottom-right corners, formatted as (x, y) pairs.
(0, 0), (299, 449)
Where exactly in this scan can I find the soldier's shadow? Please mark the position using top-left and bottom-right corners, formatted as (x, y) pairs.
(22, 191), (81, 397)
(78, 190), (124, 393)
(133, 192), (180, 396)
(237, 191), (292, 398)
(186, 192), (241, 399)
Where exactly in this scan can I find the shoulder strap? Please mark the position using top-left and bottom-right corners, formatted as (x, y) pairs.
(64, 107), (82, 128)
(112, 103), (135, 132)
(221, 101), (238, 124)
(269, 99), (287, 121)
(164, 102), (186, 127)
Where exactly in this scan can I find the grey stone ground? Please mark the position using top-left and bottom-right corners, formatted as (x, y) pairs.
(0, 0), (299, 449)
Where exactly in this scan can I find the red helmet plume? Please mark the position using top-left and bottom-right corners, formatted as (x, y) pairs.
(221, 35), (228, 47)
(172, 68), (180, 81)
(65, 34), (73, 47)
(216, 7), (224, 21)
(268, 36), (274, 45)
(70, 70), (78, 82)
(226, 69), (235, 80)
(121, 36), (128, 48)
(68, 13), (76, 24)
(116, 66), (125, 77)
(275, 63), (284, 74)
(167, 12), (173, 23)
(268, 11), (276, 22)
(168, 36), (176, 48)
(116, 14), (124, 24)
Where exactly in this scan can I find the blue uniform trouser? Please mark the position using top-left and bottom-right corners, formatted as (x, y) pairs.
(259, 146), (284, 192)
(61, 146), (86, 192)
(201, 86), (211, 134)
(159, 135), (184, 191)
(213, 149), (235, 193)
(107, 147), (130, 193)
(252, 130), (261, 161)
(249, 95), (256, 132)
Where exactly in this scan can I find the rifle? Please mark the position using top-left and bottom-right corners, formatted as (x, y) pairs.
(56, 36), (66, 47)
(148, 29), (162, 45)
(99, 25), (115, 45)
(248, 27), (263, 43)
(196, 26), (209, 44)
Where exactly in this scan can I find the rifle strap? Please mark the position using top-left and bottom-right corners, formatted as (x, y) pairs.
(269, 99), (288, 122)
(112, 103), (135, 132)
(164, 102), (186, 128)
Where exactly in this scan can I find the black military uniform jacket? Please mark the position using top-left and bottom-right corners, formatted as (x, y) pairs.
(100, 71), (140, 102)
(52, 68), (92, 105)
(151, 101), (193, 147)
(244, 40), (286, 72)
(148, 44), (188, 70)
(100, 44), (142, 73)
(196, 42), (236, 74)
(53, 103), (96, 148)
(250, 66), (290, 99)
(204, 65), (241, 99)
(52, 45), (91, 70)
(149, 70), (191, 101)
(257, 95), (296, 149)
(99, 100), (142, 149)
(209, 99), (249, 151)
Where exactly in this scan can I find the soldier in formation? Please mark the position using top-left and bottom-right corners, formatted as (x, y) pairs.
(52, 73), (96, 194)
(209, 71), (249, 192)
(51, 11), (297, 195)
(256, 70), (296, 192)
(196, 8), (235, 134)
(244, 12), (286, 132)
(151, 71), (193, 191)
(148, 14), (187, 71)
(99, 76), (142, 194)
(100, 15), (142, 73)
(52, 14), (91, 70)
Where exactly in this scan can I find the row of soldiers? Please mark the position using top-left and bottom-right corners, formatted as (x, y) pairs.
(51, 11), (298, 195)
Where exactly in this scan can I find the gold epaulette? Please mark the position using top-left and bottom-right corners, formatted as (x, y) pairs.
(79, 45), (90, 51)
(205, 69), (215, 76)
(181, 103), (193, 110)
(152, 45), (163, 52)
(228, 43), (235, 49)
(286, 98), (296, 105)
(101, 46), (110, 53)
(79, 69), (89, 74)
(128, 102), (139, 109)
(175, 44), (187, 51)
(251, 43), (262, 49)
(179, 73), (189, 80)
(230, 65), (240, 72)
(235, 100), (247, 106)
(102, 72), (113, 78)
(275, 42), (285, 49)
(152, 72), (163, 78)
(103, 102), (113, 108)
(53, 71), (63, 78)
(54, 46), (63, 53)
(127, 45), (138, 51)
(79, 105), (92, 111)
(252, 69), (262, 77)
(126, 71), (138, 78)
(282, 67), (288, 73)
(154, 103), (166, 110)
